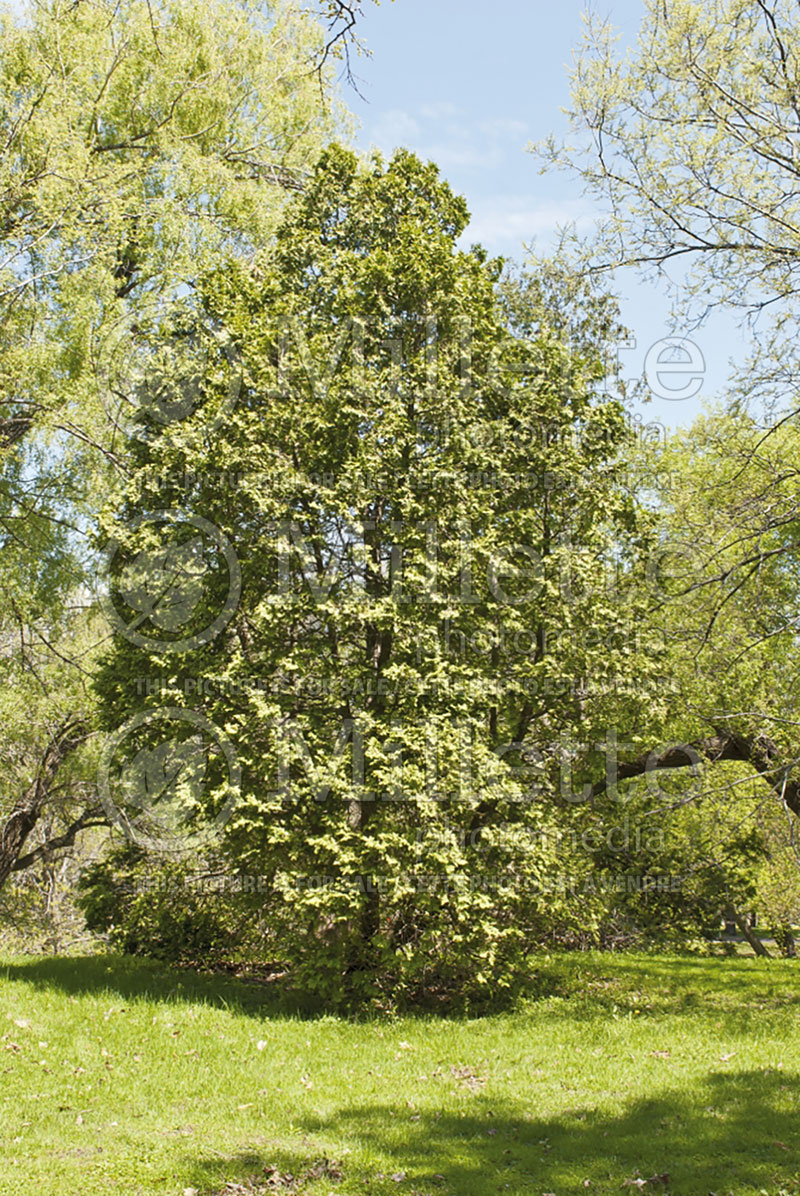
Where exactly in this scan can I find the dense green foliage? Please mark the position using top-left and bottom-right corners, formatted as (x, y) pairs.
(92, 145), (668, 1003)
(1, 0), (340, 597)
(76, 845), (250, 962)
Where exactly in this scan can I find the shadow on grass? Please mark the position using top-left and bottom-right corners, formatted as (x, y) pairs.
(0, 953), (317, 1018)
(185, 1068), (800, 1196)
(523, 952), (800, 1022)
(2, 950), (799, 1024)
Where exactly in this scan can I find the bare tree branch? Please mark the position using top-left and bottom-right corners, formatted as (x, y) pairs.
(0, 716), (92, 889)
(12, 806), (107, 873)
(590, 729), (800, 818)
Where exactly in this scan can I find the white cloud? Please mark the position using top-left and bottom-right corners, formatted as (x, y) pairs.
(461, 196), (600, 252)
(366, 104), (531, 173)
(418, 142), (505, 171)
(477, 117), (528, 140)
(418, 101), (461, 120)
(370, 108), (422, 151)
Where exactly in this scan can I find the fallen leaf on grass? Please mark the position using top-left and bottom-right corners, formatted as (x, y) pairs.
(305, 1158), (343, 1182)
(212, 1156), (344, 1194)
(262, 1165), (295, 1190)
(451, 1065), (487, 1093)
(622, 1175), (669, 1189)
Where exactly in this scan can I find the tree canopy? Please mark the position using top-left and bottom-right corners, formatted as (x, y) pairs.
(92, 145), (665, 1002)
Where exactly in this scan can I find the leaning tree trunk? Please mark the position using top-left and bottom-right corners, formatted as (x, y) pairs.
(724, 902), (771, 959)
(588, 730), (800, 819)
(0, 804), (40, 891)
(0, 717), (89, 891)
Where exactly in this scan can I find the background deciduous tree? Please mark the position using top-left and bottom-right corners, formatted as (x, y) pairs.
(537, 1), (800, 878)
(539, 0), (800, 367)
(0, 0), (344, 893)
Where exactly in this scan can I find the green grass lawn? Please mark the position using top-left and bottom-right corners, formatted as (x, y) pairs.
(1, 952), (798, 1196)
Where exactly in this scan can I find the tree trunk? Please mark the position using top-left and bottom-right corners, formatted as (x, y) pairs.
(0, 717), (88, 891)
(773, 924), (796, 958)
(0, 806), (39, 890)
(725, 902), (771, 958)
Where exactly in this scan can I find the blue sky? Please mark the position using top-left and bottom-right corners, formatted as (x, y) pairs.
(348, 0), (742, 429)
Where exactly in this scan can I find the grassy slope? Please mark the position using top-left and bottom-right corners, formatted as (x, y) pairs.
(0, 952), (798, 1196)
